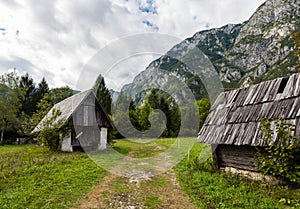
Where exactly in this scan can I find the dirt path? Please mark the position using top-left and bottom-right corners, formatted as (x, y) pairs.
(74, 140), (197, 209)
(73, 170), (197, 209)
(72, 174), (118, 209)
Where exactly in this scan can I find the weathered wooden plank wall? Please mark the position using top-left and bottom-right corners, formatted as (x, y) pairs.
(216, 145), (267, 171)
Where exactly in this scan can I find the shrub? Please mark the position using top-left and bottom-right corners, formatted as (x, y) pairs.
(256, 118), (300, 184)
(34, 108), (70, 151)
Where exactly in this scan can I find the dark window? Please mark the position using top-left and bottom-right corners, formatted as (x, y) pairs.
(277, 77), (288, 94)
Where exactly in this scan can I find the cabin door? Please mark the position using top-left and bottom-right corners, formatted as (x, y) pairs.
(98, 127), (107, 150)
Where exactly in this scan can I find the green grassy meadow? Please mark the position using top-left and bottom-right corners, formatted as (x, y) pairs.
(1, 139), (300, 208)
(0, 145), (106, 209)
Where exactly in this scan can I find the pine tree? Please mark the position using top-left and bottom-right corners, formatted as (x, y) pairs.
(34, 77), (50, 104)
(19, 72), (36, 116)
(112, 93), (129, 138)
(93, 74), (112, 114)
(137, 101), (152, 131)
(146, 89), (181, 137)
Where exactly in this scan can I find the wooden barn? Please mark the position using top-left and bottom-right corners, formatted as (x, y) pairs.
(197, 73), (300, 171)
(34, 89), (113, 152)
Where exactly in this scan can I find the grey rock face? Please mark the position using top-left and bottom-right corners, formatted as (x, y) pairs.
(120, 0), (299, 103)
(227, 0), (300, 82)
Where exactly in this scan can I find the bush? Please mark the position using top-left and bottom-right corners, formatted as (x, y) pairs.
(34, 108), (69, 151)
(256, 118), (300, 184)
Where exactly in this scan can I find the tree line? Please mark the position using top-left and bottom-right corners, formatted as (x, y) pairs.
(0, 71), (211, 145)
(111, 88), (211, 139)
(92, 74), (211, 140)
(0, 71), (74, 144)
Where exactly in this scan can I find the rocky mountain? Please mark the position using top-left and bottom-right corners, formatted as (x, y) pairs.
(109, 89), (120, 103)
(220, 0), (299, 86)
(120, 0), (299, 103)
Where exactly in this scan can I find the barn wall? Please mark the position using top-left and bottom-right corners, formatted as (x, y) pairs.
(61, 132), (73, 152)
(72, 93), (112, 128)
(73, 105), (98, 127)
(98, 127), (108, 150)
(216, 145), (266, 171)
(70, 126), (108, 152)
(72, 126), (100, 147)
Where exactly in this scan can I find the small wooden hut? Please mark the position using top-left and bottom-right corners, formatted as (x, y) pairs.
(34, 89), (113, 152)
(197, 73), (300, 171)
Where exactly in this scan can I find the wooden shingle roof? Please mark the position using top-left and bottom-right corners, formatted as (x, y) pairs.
(33, 89), (113, 132)
(197, 73), (300, 146)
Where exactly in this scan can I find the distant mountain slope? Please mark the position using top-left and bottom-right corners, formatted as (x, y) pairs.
(220, 0), (300, 85)
(120, 0), (299, 103)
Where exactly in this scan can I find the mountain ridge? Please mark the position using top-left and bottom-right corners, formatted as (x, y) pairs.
(117, 0), (299, 103)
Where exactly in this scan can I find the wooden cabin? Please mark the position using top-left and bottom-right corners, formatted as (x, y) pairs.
(34, 89), (113, 152)
(197, 73), (300, 171)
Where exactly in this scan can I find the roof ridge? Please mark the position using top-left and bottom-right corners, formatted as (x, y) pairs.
(33, 89), (94, 132)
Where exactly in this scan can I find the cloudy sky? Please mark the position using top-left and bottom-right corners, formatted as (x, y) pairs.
(0, 0), (265, 91)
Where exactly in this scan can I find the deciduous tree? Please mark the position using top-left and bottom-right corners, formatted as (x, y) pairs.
(21, 93), (54, 137)
(0, 71), (24, 144)
(51, 86), (74, 104)
(197, 98), (211, 129)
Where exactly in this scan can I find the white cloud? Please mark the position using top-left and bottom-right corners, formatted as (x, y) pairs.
(0, 0), (265, 91)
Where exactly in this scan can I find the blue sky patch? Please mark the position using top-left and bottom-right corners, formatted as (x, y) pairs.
(142, 20), (159, 31)
(138, 0), (157, 14)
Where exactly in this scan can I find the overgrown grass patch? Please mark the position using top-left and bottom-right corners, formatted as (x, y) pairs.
(144, 196), (164, 208)
(0, 145), (106, 209)
(155, 137), (177, 147)
(175, 143), (300, 208)
(113, 138), (169, 158)
(0, 144), (34, 154)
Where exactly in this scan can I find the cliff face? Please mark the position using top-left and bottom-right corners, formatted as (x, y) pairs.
(120, 0), (300, 103)
(222, 0), (300, 85)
